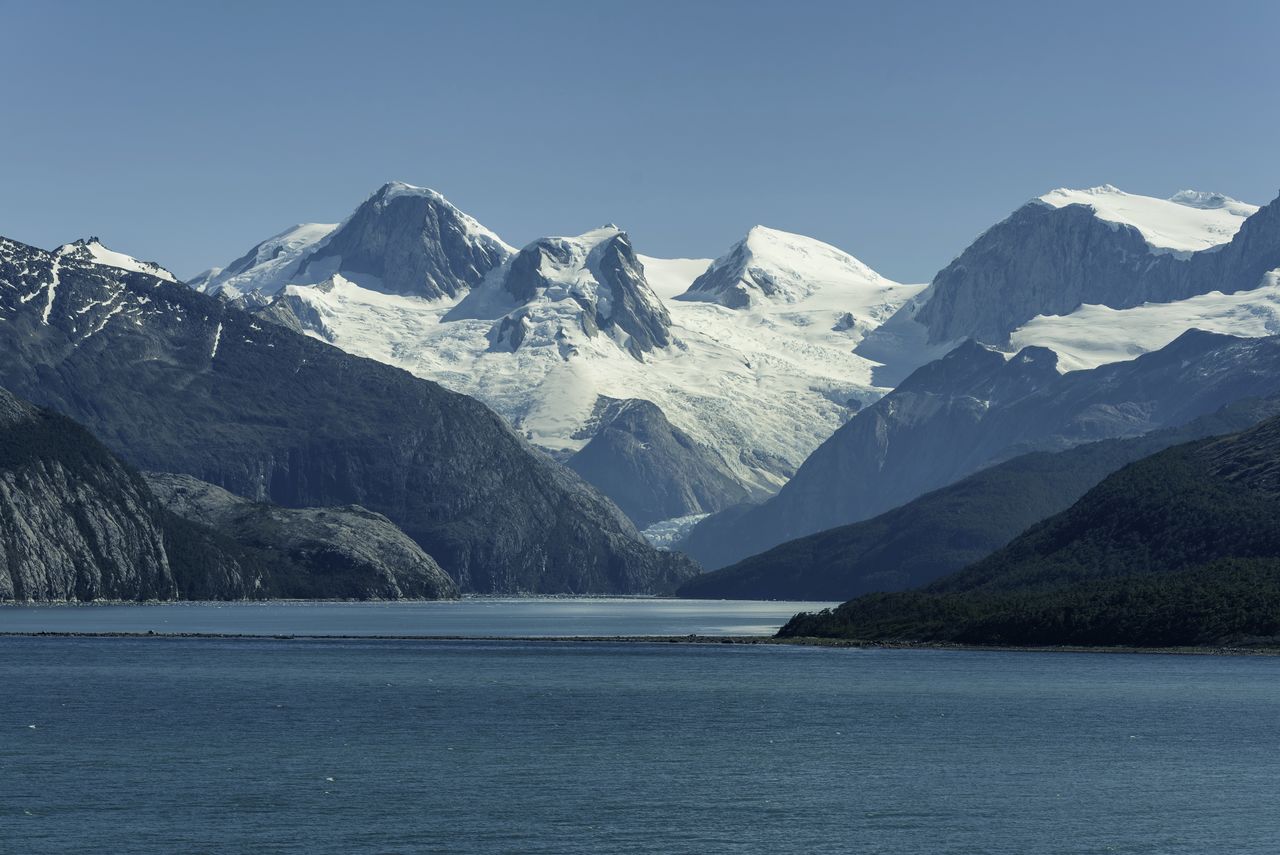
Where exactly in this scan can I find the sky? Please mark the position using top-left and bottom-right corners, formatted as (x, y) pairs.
(1, 0), (1277, 283)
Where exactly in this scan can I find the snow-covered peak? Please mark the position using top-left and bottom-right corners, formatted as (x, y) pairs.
(54, 238), (177, 282)
(1037, 185), (1258, 254)
(676, 224), (900, 309)
(193, 222), (337, 298)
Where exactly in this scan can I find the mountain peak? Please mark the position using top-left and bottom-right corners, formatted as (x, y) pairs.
(54, 237), (177, 283)
(676, 225), (895, 309)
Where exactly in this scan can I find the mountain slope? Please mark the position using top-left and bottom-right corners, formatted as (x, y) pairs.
(146, 473), (458, 600)
(682, 330), (1280, 569)
(0, 234), (695, 594)
(780, 413), (1280, 647)
(565, 398), (752, 527)
(678, 397), (1280, 600)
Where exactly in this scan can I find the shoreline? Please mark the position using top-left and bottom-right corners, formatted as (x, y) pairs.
(1, 630), (1277, 657)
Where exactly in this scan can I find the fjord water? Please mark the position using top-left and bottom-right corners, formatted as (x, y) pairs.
(0, 598), (830, 637)
(4, 638), (1279, 855)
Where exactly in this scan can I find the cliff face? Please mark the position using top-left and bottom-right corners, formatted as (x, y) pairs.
(869, 191), (1280, 348)
(0, 388), (175, 601)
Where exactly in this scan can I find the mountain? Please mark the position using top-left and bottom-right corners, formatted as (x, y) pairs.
(0, 233), (696, 594)
(858, 185), (1276, 382)
(565, 398), (751, 527)
(146, 473), (458, 600)
(681, 330), (1280, 569)
(678, 396), (1280, 600)
(780, 413), (1280, 647)
(209, 191), (924, 519)
(55, 238), (178, 283)
(192, 182), (511, 300)
(674, 225), (916, 324)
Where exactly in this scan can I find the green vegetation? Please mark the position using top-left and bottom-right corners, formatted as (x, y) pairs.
(780, 414), (1280, 647)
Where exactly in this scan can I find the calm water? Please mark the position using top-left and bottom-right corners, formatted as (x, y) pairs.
(3, 637), (1279, 854)
(0, 598), (834, 638)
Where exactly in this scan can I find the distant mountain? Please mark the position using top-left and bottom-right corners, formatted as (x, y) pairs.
(146, 473), (458, 600)
(682, 330), (1280, 569)
(678, 396), (1280, 600)
(565, 398), (751, 527)
(0, 233), (695, 595)
(204, 187), (923, 521)
(781, 413), (1280, 648)
(859, 185), (1276, 382)
(675, 225), (915, 322)
(192, 182), (511, 300)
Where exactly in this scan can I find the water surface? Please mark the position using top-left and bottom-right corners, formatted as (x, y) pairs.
(3, 637), (1278, 854)
(0, 597), (831, 637)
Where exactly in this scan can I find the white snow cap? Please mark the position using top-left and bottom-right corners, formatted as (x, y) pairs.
(1037, 184), (1258, 255)
(54, 238), (177, 282)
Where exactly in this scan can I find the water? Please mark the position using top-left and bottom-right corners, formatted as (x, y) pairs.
(3, 636), (1279, 854)
(0, 598), (832, 638)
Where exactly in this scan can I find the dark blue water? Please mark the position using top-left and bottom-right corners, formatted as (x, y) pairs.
(0, 598), (832, 637)
(3, 637), (1279, 854)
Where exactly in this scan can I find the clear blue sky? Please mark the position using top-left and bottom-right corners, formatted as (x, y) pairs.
(2, 0), (1277, 282)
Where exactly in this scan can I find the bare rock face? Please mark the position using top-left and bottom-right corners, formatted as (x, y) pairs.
(146, 473), (459, 600)
(0, 388), (176, 601)
(296, 182), (512, 299)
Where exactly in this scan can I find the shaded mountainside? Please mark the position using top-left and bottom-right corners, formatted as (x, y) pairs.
(679, 397), (1280, 600)
(0, 235), (696, 595)
(566, 397), (753, 527)
(0, 384), (460, 602)
(0, 387), (180, 601)
(683, 330), (1280, 570)
(781, 414), (1280, 647)
(146, 474), (459, 600)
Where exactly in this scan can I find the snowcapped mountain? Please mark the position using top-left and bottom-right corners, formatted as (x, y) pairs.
(55, 238), (177, 283)
(191, 182), (511, 301)
(196, 187), (925, 518)
(1037, 185), (1257, 256)
(676, 225), (914, 323)
(857, 185), (1276, 383)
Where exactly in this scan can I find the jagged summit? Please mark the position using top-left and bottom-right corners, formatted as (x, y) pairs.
(449, 225), (671, 360)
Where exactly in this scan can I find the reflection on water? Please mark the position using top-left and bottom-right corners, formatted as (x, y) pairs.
(0, 597), (836, 637)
